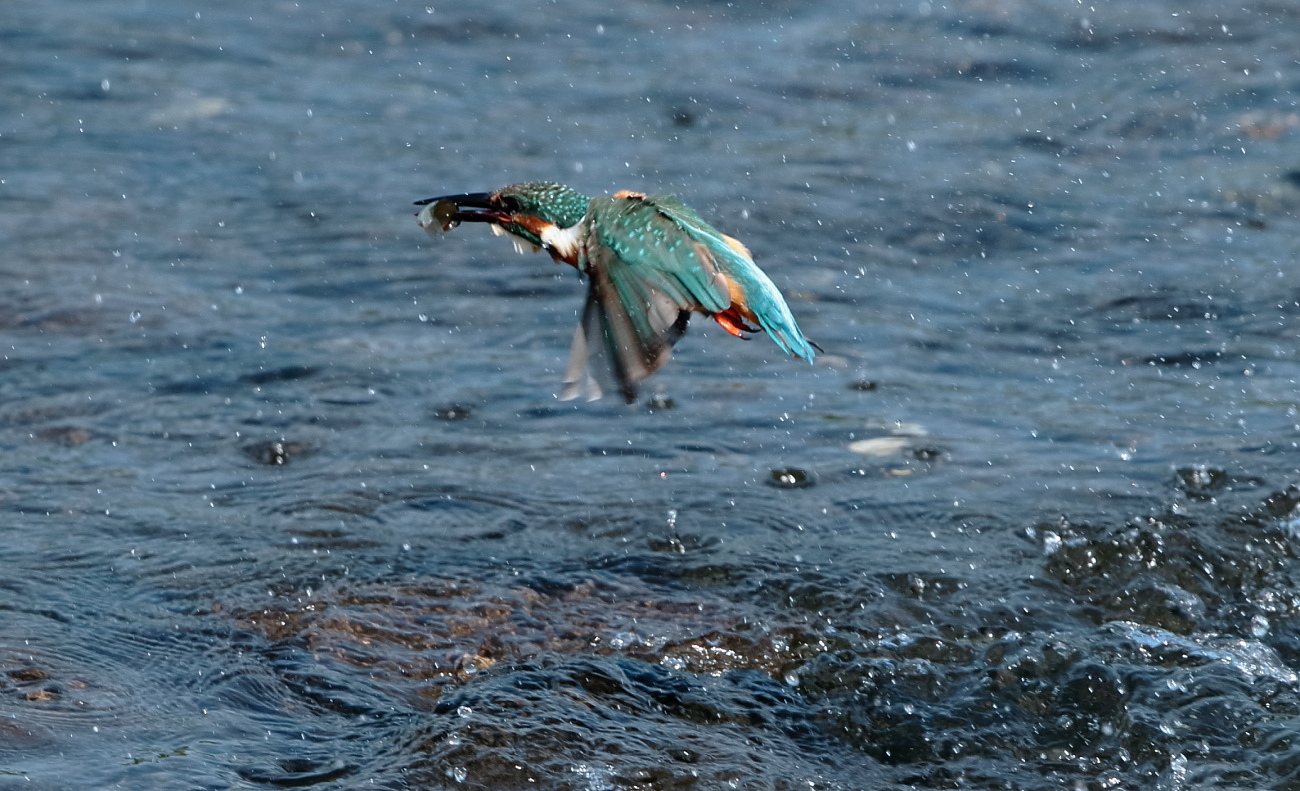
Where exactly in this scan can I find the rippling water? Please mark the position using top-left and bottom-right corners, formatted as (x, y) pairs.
(3, 1), (1300, 788)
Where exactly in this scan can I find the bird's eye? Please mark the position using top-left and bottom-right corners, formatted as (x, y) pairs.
(498, 195), (524, 212)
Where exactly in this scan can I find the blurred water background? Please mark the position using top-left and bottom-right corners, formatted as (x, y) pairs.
(3, 1), (1300, 788)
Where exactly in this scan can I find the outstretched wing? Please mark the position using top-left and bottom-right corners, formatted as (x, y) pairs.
(560, 192), (730, 402)
(561, 190), (813, 403)
(641, 194), (817, 362)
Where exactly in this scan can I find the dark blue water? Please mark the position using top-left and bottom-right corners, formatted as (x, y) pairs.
(3, 1), (1300, 788)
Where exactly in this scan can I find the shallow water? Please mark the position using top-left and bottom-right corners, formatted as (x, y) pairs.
(2, 1), (1300, 788)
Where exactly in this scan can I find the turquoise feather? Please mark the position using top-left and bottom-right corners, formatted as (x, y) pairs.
(415, 182), (815, 402)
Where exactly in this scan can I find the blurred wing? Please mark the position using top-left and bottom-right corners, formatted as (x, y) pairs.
(561, 245), (690, 403)
(560, 190), (814, 401)
(558, 194), (730, 403)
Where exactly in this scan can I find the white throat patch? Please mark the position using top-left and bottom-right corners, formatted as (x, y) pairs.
(539, 223), (581, 260)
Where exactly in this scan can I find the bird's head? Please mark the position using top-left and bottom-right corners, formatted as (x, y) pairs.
(416, 182), (589, 258)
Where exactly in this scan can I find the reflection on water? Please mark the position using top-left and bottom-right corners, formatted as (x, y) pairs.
(2, 0), (1300, 788)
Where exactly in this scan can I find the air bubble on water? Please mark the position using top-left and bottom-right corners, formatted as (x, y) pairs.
(783, 670), (800, 687)
(456, 705), (472, 718)
(446, 766), (467, 783)
(666, 508), (677, 530)
(446, 733), (462, 746)
(129, 311), (142, 323)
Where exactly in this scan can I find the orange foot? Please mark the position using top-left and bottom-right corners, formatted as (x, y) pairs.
(713, 309), (760, 337)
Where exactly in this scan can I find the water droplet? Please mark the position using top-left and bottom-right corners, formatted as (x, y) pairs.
(433, 405), (471, 421)
(1041, 531), (1062, 556)
(645, 392), (675, 410)
(660, 655), (686, 671)
(128, 310), (142, 324)
(446, 766), (467, 782)
(768, 467), (815, 489)
(1251, 614), (1270, 637)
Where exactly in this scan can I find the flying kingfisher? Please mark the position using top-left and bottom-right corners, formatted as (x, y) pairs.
(414, 182), (816, 403)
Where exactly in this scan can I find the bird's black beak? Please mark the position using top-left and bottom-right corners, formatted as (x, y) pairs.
(414, 192), (510, 232)
(413, 192), (493, 208)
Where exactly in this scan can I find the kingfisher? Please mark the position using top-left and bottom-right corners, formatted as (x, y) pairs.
(414, 182), (816, 403)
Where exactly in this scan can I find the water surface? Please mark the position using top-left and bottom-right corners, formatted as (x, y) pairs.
(2, 1), (1300, 788)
